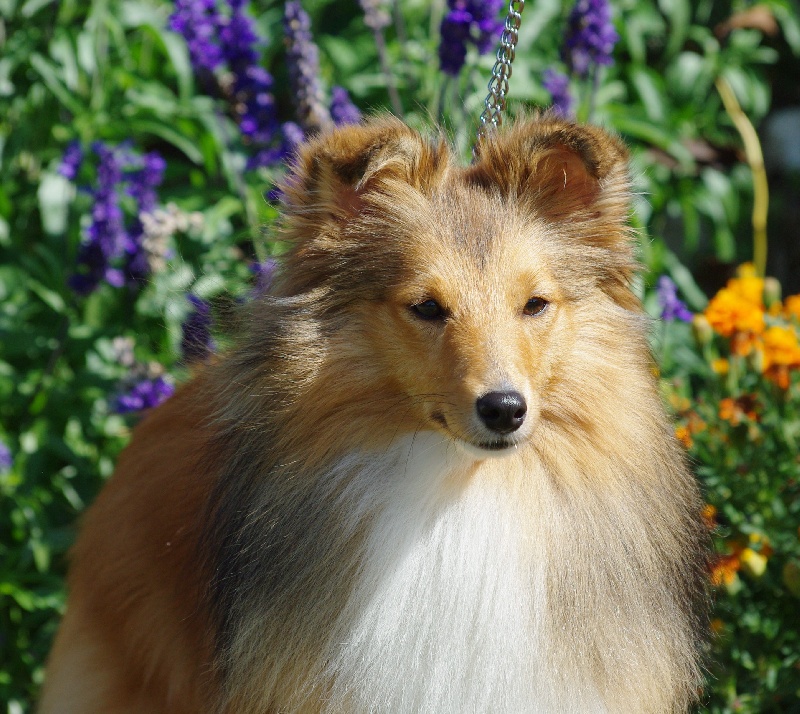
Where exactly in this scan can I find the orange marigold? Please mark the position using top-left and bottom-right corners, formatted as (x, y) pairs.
(710, 553), (741, 586)
(719, 395), (759, 425)
(704, 287), (765, 339)
(675, 425), (693, 449)
(701, 504), (717, 530)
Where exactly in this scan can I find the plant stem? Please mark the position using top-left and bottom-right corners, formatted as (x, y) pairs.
(715, 75), (769, 278)
(372, 27), (404, 117)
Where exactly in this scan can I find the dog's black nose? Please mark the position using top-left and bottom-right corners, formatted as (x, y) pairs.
(476, 391), (527, 434)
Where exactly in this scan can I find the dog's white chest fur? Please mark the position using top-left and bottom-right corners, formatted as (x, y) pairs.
(321, 433), (606, 713)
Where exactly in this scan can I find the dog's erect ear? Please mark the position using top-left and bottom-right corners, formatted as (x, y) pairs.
(279, 117), (449, 227)
(466, 118), (630, 223)
(467, 118), (636, 307)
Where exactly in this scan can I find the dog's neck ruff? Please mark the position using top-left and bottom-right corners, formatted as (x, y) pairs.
(319, 432), (607, 714)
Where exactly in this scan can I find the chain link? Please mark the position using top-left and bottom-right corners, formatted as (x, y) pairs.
(474, 0), (525, 153)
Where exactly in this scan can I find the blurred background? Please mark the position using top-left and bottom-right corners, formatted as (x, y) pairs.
(1, 0), (799, 711)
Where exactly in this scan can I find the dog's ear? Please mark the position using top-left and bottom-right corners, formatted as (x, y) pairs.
(467, 118), (637, 307)
(467, 118), (630, 223)
(280, 117), (449, 227)
(274, 117), (449, 297)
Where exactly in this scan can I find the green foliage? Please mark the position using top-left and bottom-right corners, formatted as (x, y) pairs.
(1, 0), (798, 711)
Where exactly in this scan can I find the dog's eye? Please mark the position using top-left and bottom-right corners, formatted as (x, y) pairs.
(411, 299), (445, 321)
(523, 297), (548, 316)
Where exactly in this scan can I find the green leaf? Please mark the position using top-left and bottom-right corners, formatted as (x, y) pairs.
(629, 66), (666, 122)
(663, 250), (709, 310)
(27, 280), (66, 314)
(29, 53), (84, 115)
(658, 0), (690, 58)
(127, 119), (204, 164)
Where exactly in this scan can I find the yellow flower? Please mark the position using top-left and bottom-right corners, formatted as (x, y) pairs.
(728, 274), (764, 306)
(740, 547), (768, 578)
(762, 325), (800, 367)
(711, 358), (729, 375)
(785, 294), (800, 321)
(761, 325), (800, 388)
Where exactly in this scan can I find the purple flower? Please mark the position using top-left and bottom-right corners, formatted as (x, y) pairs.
(439, 0), (504, 76)
(169, 0), (282, 165)
(127, 152), (167, 214)
(69, 144), (166, 295)
(284, 1), (332, 133)
(59, 141), (84, 180)
(70, 143), (128, 295)
(251, 258), (278, 296)
(542, 69), (574, 118)
(564, 0), (619, 77)
(181, 294), (215, 363)
(656, 276), (693, 322)
(234, 66), (280, 146)
(330, 86), (361, 126)
(168, 0), (225, 72)
(114, 376), (175, 413)
(0, 440), (12, 472)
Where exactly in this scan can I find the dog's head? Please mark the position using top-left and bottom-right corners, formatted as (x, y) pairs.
(271, 116), (638, 458)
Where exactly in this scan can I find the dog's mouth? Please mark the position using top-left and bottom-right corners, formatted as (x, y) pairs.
(430, 411), (521, 457)
(475, 439), (516, 451)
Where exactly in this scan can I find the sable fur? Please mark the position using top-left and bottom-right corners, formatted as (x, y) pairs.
(40, 116), (709, 713)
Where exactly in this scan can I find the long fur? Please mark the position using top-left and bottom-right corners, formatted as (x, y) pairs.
(40, 116), (709, 714)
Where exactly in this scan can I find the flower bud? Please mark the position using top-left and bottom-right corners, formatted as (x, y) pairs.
(692, 314), (713, 346)
(763, 276), (782, 309)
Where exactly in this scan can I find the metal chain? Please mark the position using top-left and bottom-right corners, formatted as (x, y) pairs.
(475, 0), (525, 152)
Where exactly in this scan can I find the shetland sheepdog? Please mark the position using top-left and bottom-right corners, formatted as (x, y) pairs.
(40, 116), (709, 713)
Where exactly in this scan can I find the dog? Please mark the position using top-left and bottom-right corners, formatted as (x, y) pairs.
(40, 116), (709, 713)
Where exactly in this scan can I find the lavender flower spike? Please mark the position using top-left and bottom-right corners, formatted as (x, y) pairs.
(284, 1), (333, 133)
(656, 276), (693, 322)
(115, 376), (175, 413)
(168, 0), (225, 73)
(564, 0), (619, 78)
(58, 141), (84, 180)
(0, 440), (12, 472)
(439, 0), (503, 76)
(330, 86), (362, 126)
(70, 143), (127, 295)
(542, 70), (575, 119)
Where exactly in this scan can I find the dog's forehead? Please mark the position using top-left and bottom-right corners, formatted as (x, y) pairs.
(421, 183), (555, 269)
(382, 184), (561, 304)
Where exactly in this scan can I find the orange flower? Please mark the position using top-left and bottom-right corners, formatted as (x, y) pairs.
(701, 504), (717, 530)
(710, 553), (741, 586)
(704, 287), (765, 339)
(719, 395), (759, 425)
(675, 425), (693, 449)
